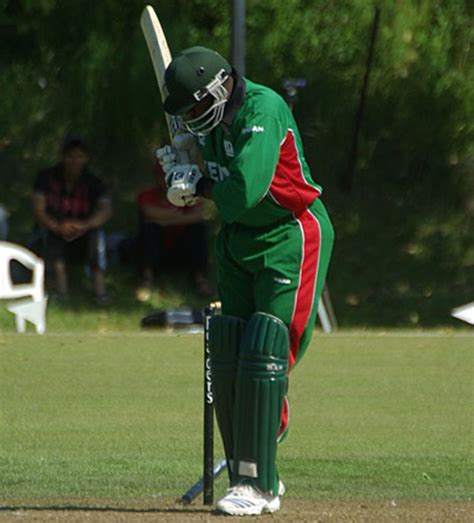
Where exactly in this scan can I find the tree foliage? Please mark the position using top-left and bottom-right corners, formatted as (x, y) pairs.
(0, 0), (473, 324)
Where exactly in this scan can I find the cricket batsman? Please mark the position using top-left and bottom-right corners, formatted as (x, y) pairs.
(157, 46), (334, 516)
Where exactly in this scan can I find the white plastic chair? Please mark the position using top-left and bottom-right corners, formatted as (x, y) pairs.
(0, 241), (47, 334)
(451, 302), (474, 325)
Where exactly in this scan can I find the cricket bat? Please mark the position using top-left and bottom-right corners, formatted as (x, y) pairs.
(141, 5), (200, 164)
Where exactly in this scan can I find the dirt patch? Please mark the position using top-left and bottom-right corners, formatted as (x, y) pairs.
(0, 499), (472, 522)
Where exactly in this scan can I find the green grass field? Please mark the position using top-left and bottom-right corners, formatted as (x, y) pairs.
(0, 330), (472, 509)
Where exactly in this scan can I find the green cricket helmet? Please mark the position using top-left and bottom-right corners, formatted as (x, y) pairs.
(164, 46), (232, 136)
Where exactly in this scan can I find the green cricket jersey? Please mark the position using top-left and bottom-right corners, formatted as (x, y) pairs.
(197, 76), (323, 226)
(196, 71), (334, 370)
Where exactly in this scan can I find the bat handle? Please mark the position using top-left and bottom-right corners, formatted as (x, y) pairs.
(173, 132), (200, 166)
(173, 131), (195, 152)
(176, 150), (191, 164)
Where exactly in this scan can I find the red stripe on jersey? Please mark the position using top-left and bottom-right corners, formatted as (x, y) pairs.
(289, 212), (321, 368)
(269, 129), (322, 369)
(269, 129), (320, 214)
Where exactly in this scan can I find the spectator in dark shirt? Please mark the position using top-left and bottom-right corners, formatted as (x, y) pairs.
(32, 135), (112, 304)
(136, 160), (211, 300)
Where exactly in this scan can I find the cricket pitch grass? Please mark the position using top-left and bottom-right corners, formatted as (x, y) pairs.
(0, 330), (472, 521)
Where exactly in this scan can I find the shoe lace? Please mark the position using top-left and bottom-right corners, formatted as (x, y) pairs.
(226, 484), (258, 498)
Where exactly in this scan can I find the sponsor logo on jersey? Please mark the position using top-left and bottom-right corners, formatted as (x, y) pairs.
(206, 161), (231, 182)
(223, 140), (234, 157)
(242, 125), (265, 135)
(274, 276), (292, 285)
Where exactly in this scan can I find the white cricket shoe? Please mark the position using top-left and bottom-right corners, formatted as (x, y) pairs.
(216, 483), (281, 516)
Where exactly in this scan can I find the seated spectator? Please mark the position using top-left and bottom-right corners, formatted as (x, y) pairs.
(136, 160), (211, 300)
(32, 135), (113, 304)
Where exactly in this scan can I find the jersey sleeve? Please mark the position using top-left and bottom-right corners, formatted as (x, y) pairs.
(212, 113), (285, 224)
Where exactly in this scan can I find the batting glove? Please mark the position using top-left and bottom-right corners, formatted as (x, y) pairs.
(155, 145), (178, 175)
(166, 164), (203, 207)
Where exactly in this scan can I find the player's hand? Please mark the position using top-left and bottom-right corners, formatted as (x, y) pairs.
(166, 164), (202, 207)
(155, 145), (178, 175)
(58, 220), (88, 241)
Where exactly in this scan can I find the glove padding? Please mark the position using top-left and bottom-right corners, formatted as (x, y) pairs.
(166, 164), (203, 207)
(155, 145), (178, 175)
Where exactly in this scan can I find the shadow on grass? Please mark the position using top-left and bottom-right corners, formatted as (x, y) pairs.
(0, 504), (211, 515)
(47, 264), (216, 313)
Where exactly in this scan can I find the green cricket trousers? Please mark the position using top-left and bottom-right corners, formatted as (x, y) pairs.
(216, 198), (334, 438)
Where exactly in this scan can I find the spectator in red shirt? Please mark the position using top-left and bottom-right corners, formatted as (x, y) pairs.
(136, 161), (211, 299)
(32, 135), (112, 304)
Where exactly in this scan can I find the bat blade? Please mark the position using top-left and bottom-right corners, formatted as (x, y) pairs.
(140, 5), (179, 141)
(141, 5), (202, 166)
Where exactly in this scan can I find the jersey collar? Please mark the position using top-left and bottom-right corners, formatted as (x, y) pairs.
(221, 70), (246, 132)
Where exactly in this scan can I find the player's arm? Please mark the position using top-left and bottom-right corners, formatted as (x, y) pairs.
(141, 203), (180, 225)
(141, 203), (199, 226)
(175, 203), (206, 224)
(60, 197), (113, 241)
(83, 197), (113, 229)
(139, 186), (186, 225)
(32, 191), (80, 241)
(31, 170), (64, 234)
(160, 114), (284, 214)
(32, 193), (62, 235)
(70, 176), (113, 238)
(81, 175), (113, 231)
(205, 114), (283, 223)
